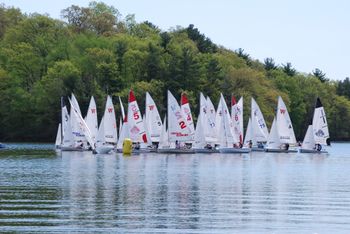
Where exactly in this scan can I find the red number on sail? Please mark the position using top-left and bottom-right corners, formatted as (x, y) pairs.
(179, 121), (186, 129)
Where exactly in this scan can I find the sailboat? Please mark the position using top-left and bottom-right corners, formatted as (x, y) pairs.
(265, 96), (298, 152)
(193, 93), (218, 153)
(145, 92), (163, 146)
(126, 90), (150, 153)
(217, 94), (250, 153)
(157, 91), (195, 153)
(95, 95), (117, 154)
(300, 97), (330, 153)
(61, 99), (96, 152)
(250, 97), (269, 151)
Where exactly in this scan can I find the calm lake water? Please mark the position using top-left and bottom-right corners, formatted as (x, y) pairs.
(0, 143), (350, 233)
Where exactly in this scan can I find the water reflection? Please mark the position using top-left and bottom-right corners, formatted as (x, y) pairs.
(1, 143), (350, 232)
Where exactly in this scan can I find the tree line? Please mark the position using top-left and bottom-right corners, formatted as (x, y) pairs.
(0, 2), (350, 142)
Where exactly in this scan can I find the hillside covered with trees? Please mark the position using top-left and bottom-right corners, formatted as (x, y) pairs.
(0, 2), (350, 142)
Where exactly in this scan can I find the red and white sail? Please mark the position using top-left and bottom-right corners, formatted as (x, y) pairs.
(103, 95), (118, 144)
(276, 96), (296, 144)
(181, 93), (195, 141)
(231, 96), (244, 144)
(167, 90), (193, 142)
(85, 96), (98, 140)
(145, 92), (162, 142)
(127, 90), (148, 144)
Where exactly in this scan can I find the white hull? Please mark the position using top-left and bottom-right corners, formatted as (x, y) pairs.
(265, 148), (298, 153)
(219, 147), (251, 153)
(194, 148), (219, 153)
(95, 145), (114, 154)
(299, 148), (328, 154)
(157, 148), (195, 154)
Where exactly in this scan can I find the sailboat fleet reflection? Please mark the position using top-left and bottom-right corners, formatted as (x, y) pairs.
(55, 91), (330, 154)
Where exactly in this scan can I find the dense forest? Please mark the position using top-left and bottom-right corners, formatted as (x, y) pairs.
(0, 2), (350, 142)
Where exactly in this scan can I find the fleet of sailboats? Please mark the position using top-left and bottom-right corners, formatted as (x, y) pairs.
(54, 91), (330, 155)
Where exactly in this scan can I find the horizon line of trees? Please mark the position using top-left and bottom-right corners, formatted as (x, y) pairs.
(0, 2), (350, 142)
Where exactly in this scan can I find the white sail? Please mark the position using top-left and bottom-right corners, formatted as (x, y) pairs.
(158, 117), (170, 149)
(206, 96), (217, 142)
(276, 96), (296, 144)
(312, 98), (329, 145)
(127, 90), (148, 144)
(301, 125), (315, 150)
(85, 96), (98, 140)
(251, 97), (269, 144)
(103, 96), (118, 144)
(119, 96), (125, 121)
(215, 96), (223, 142)
(167, 90), (193, 142)
(71, 93), (82, 116)
(181, 93), (195, 141)
(231, 96), (244, 144)
(61, 106), (69, 139)
(70, 100), (95, 150)
(145, 92), (162, 142)
(55, 124), (62, 147)
(116, 121), (129, 150)
(96, 115), (105, 145)
(244, 117), (252, 146)
(62, 116), (74, 147)
(70, 100), (86, 143)
(218, 94), (237, 147)
(194, 113), (206, 148)
(266, 117), (280, 149)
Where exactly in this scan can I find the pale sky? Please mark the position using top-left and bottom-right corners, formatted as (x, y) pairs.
(2, 0), (349, 80)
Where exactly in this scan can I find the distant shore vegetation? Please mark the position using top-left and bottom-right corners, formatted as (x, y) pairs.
(0, 2), (350, 141)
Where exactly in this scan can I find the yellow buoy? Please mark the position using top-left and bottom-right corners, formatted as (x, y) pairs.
(122, 138), (132, 155)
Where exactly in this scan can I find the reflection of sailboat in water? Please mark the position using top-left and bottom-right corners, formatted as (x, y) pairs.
(300, 97), (330, 153)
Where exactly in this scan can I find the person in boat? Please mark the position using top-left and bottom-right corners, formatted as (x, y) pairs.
(134, 142), (140, 150)
(205, 144), (213, 150)
(175, 140), (180, 149)
(258, 142), (264, 148)
(315, 143), (322, 151)
(283, 143), (289, 150)
(248, 140), (253, 148)
(239, 142), (243, 148)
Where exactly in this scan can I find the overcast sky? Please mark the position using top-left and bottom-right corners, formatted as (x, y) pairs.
(2, 0), (349, 80)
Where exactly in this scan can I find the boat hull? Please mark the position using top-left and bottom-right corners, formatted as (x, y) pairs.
(194, 148), (219, 153)
(95, 145), (114, 154)
(251, 147), (265, 152)
(219, 148), (251, 153)
(299, 148), (328, 153)
(157, 148), (195, 154)
(265, 148), (298, 153)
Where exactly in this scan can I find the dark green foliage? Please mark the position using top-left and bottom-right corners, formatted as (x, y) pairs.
(282, 62), (296, 76)
(185, 24), (217, 54)
(0, 2), (349, 142)
(264, 57), (277, 71)
(313, 68), (329, 83)
(337, 77), (350, 99)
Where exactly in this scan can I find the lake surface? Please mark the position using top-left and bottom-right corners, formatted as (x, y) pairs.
(0, 143), (350, 233)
